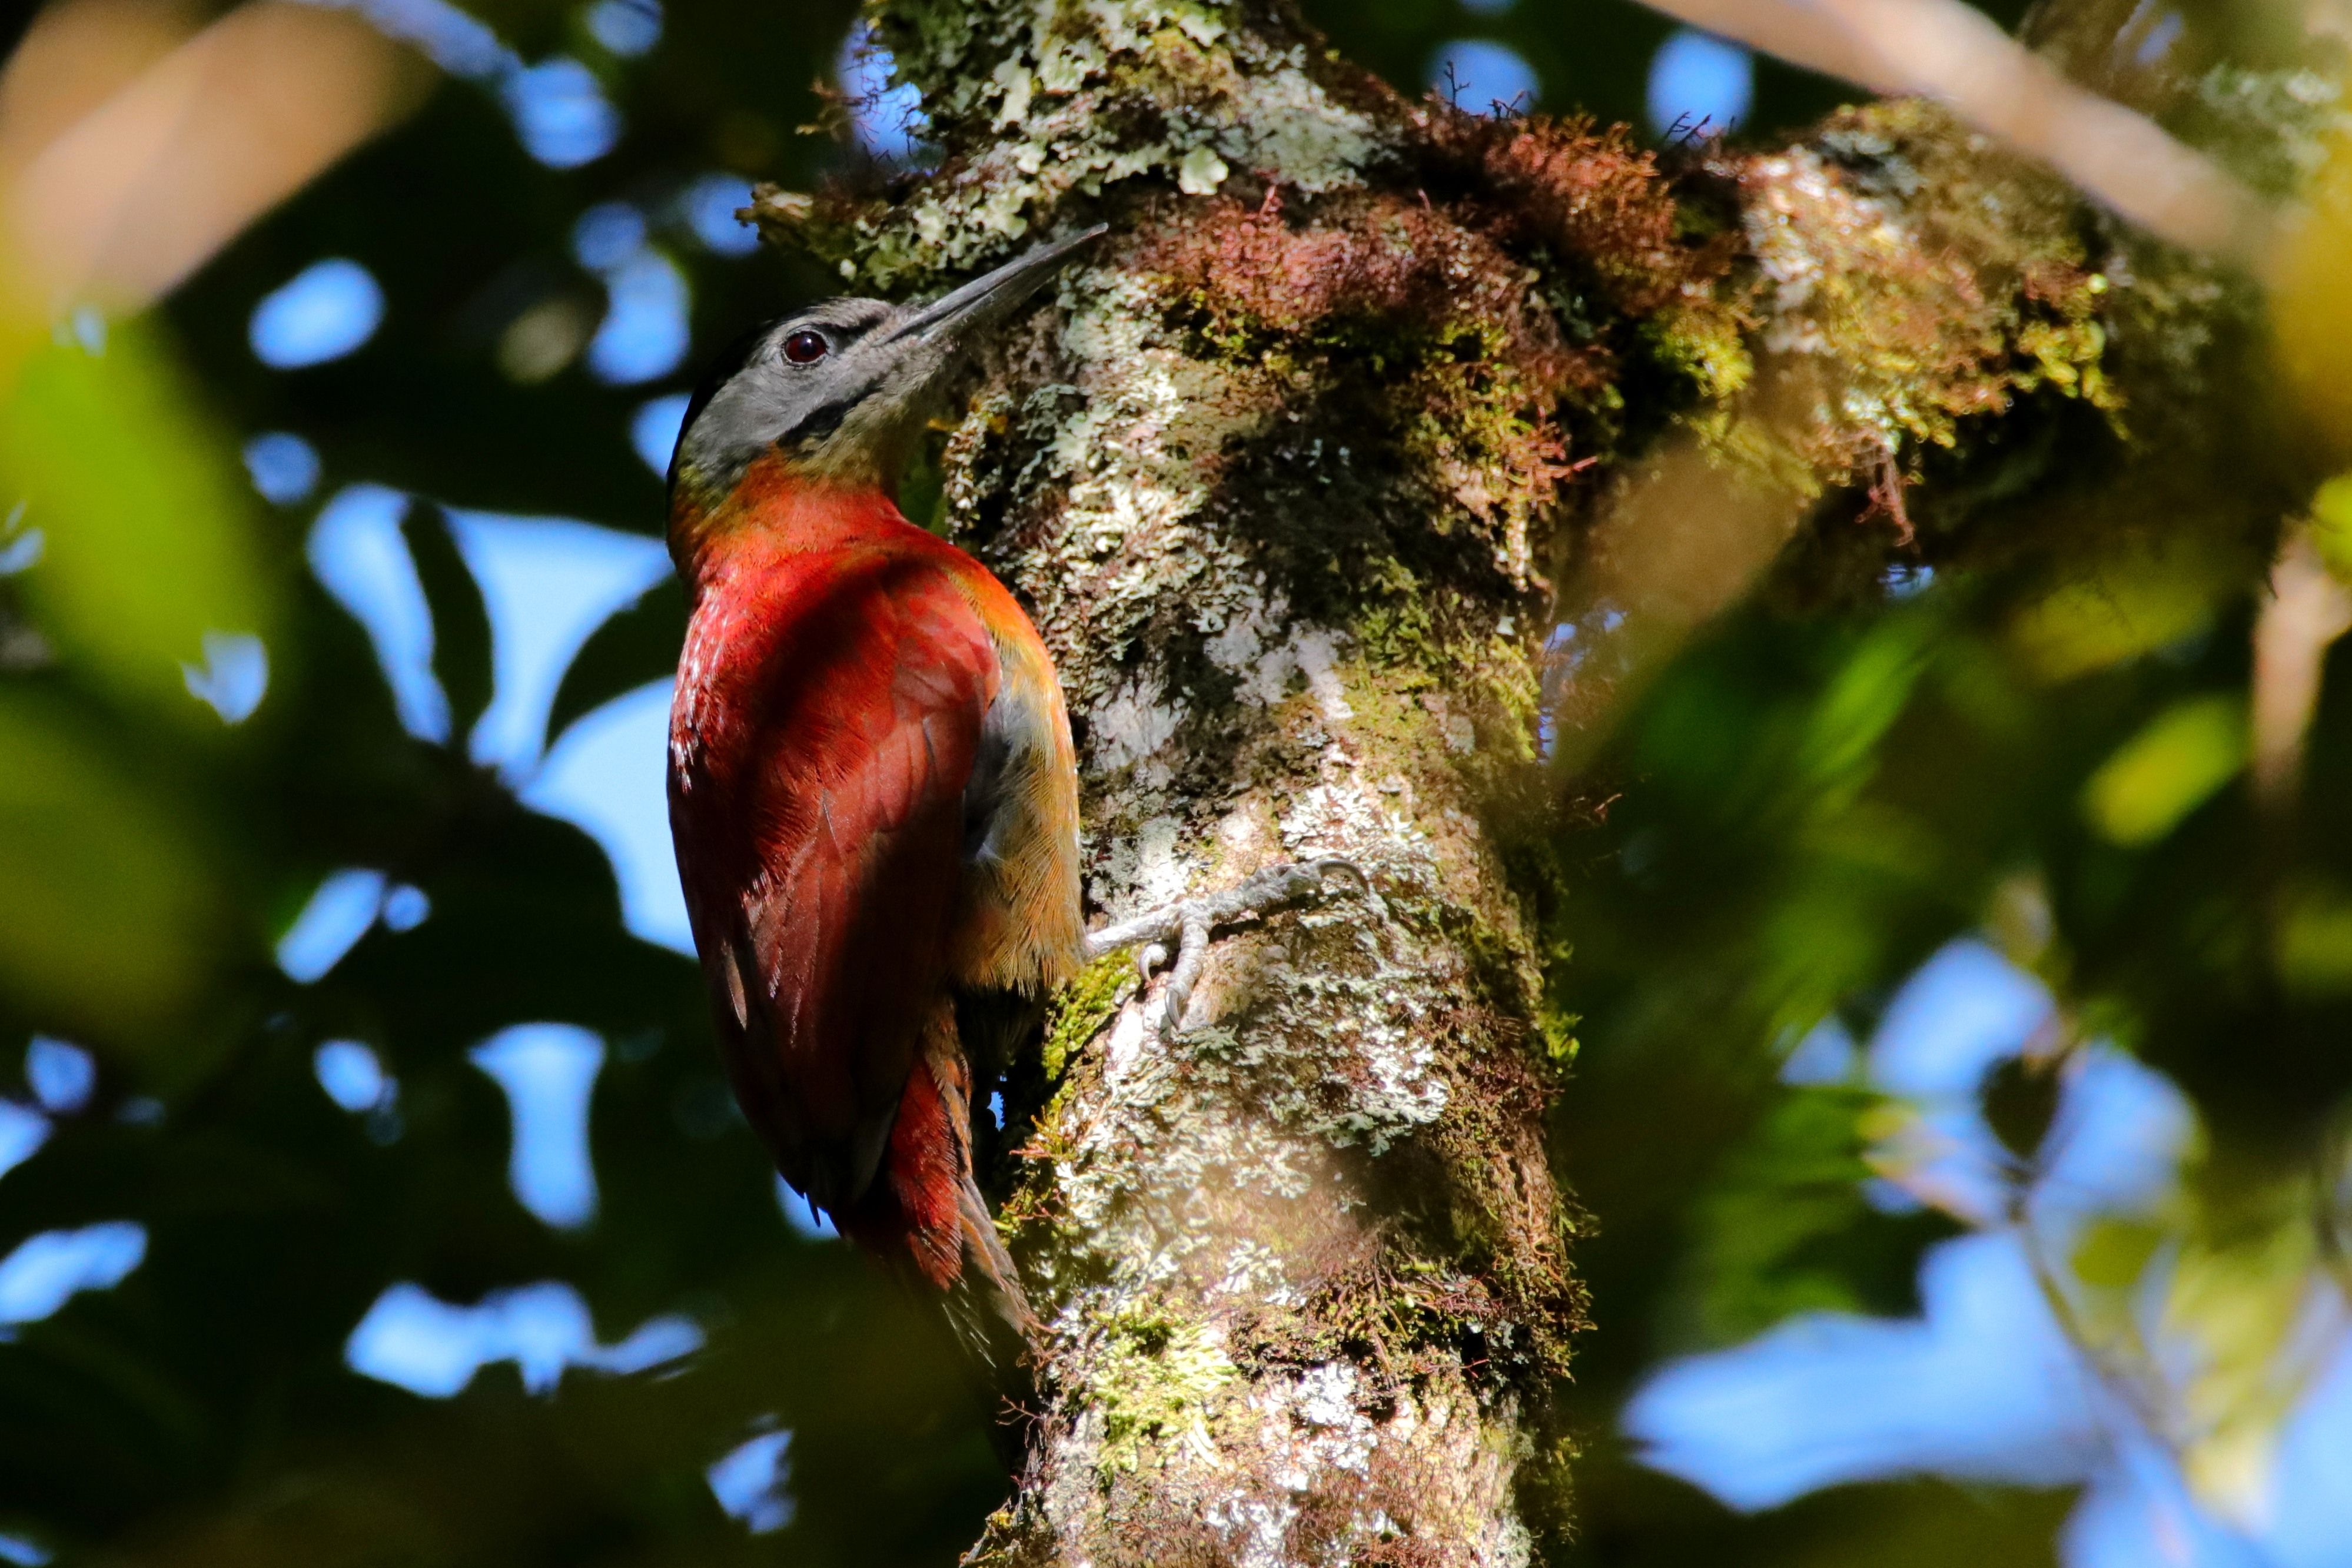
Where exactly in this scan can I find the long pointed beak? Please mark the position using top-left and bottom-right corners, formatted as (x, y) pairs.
(881, 224), (1108, 347)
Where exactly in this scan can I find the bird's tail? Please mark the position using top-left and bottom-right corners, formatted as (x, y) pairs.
(839, 1008), (1040, 1410)
(942, 1166), (1041, 1399)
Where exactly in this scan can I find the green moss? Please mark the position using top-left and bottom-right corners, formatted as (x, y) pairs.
(1511, 1420), (1582, 1552)
(1092, 1304), (1239, 1475)
(1353, 560), (1438, 676)
(1044, 950), (1135, 1082)
(1756, 102), (2127, 484)
(1641, 299), (1754, 405)
(1540, 1010), (1580, 1068)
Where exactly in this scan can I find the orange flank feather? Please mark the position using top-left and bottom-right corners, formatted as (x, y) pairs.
(666, 451), (1083, 1359)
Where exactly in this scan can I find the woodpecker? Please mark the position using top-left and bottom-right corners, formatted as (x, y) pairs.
(665, 227), (1358, 1381)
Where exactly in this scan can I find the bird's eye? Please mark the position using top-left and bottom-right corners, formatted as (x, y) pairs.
(782, 330), (829, 365)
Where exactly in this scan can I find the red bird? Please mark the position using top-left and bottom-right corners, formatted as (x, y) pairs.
(665, 228), (1356, 1377)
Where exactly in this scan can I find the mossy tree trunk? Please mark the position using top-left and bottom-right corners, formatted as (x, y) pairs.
(758, 0), (2190, 1559)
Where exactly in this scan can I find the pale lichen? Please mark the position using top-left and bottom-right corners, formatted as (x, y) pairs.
(763, 0), (1389, 287)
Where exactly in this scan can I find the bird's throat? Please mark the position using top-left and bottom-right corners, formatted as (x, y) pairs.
(667, 454), (912, 597)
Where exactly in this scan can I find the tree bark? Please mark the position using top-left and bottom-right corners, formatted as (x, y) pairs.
(756, 0), (2215, 1559)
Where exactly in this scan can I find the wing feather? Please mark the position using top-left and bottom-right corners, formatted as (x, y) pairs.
(670, 541), (1000, 1208)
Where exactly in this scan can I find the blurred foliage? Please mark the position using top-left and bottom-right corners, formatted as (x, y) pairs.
(0, 2), (1014, 1563)
(1663, 1082), (1959, 1351)
(0, 690), (228, 1048)
(0, 0), (2347, 1564)
(1538, 251), (2352, 1568)
(0, 324), (277, 706)
(2274, 125), (2352, 451)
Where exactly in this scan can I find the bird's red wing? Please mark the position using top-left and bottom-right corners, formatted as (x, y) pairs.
(672, 543), (999, 1208)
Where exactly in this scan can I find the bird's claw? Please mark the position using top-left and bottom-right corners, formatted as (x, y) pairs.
(1088, 858), (1368, 1035)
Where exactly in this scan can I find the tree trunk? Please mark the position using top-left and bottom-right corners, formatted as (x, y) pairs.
(757, 0), (2200, 1558)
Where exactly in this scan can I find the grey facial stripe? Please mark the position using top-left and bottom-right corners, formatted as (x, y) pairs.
(780, 394), (858, 448)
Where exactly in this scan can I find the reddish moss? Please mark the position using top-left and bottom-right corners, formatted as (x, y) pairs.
(1125, 189), (1600, 587)
(1133, 188), (1592, 387)
(1413, 106), (1740, 319)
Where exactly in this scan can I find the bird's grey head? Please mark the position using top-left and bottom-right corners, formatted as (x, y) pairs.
(668, 225), (1105, 506)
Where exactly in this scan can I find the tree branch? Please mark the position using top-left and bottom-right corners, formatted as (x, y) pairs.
(752, 0), (2248, 1556)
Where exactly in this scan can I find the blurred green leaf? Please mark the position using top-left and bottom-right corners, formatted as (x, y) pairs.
(2069, 1217), (2162, 1291)
(2312, 473), (2352, 582)
(1794, 618), (1932, 800)
(1672, 1084), (1960, 1350)
(0, 320), (277, 710)
(2274, 127), (2352, 457)
(2135, 1178), (2317, 1525)
(2008, 546), (2222, 683)
(2275, 880), (2352, 995)
(2081, 695), (2247, 846)
(0, 689), (227, 1039)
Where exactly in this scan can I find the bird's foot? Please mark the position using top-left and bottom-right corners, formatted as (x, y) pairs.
(1084, 858), (1370, 1035)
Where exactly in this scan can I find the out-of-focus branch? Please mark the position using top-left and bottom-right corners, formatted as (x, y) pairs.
(1, 0), (432, 318)
(2251, 524), (2352, 815)
(1549, 373), (1817, 772)
(1635, 0), (2277, 267)
(1547, 89), (2138, 765)
(0, 0), (204, 174)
